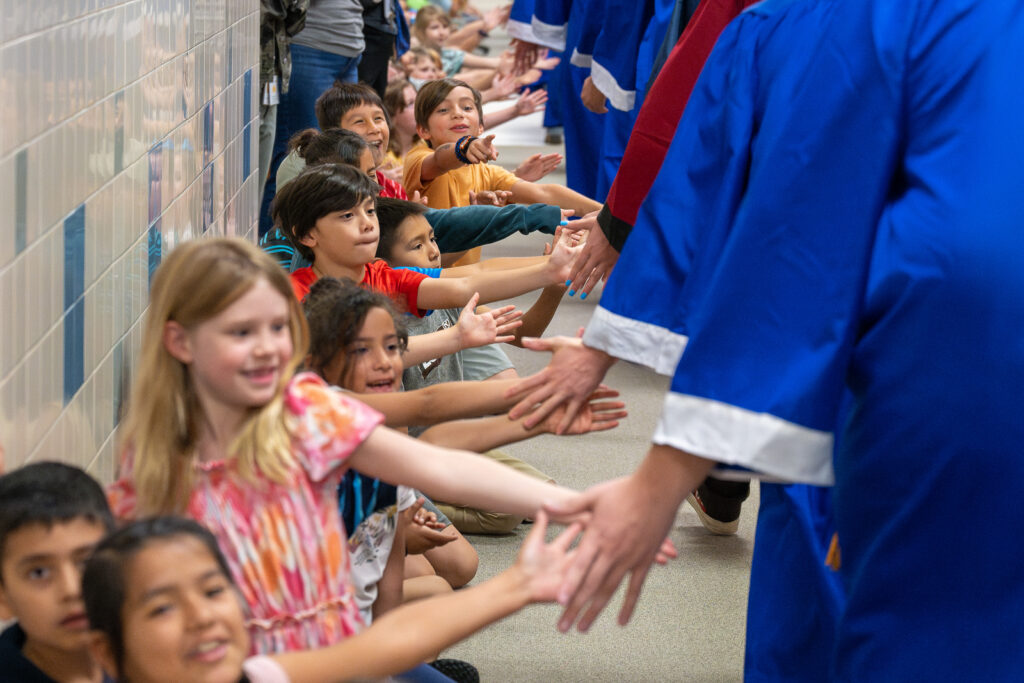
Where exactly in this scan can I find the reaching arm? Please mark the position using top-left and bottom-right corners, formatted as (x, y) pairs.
(348, 426), (579, 519)
(417, 389), (626, 452)
(439, 255), (548, 277)
(417, 237), (579, 308)
(402, 294), (520, 365)
(272, 512), (579, 683)
(350, 379), (520, 427)
(417, 136), (498, 183)
(509, 180), (602, 218)
(545, 445), (713, 633)
(512, 284), (566, 346)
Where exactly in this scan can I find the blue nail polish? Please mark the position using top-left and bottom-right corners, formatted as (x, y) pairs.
(568, 289), (576, 296)
(564, 280), (572, 286)
(580, 292), (587, 300)
(559, 219), (568, 226)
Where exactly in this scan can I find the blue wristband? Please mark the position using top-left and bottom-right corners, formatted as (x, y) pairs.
(453, 136), (473, 164)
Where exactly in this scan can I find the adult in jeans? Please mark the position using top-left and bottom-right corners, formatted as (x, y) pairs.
(260, 0), (365, 235)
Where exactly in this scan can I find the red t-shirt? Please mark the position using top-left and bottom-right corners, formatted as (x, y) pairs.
(290, 260), (429, 316)
(375, 171), (408, 199)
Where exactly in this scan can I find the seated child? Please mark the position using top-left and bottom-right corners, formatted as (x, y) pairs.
(271, 163), (578, 316)
(303, 277), (623, 596)
(83, 514), (579, 683)
(404, 78), (601, 264)
(0, 462), (115, 683)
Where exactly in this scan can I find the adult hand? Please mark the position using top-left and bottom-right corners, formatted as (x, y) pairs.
(507, 335), (616, 432)
(544, 446), (709, 632)
(581, 76), (608, 114)
(514, 152), (563, 182)
(512, 39), (542, 76)
(566, 221), (618, 297)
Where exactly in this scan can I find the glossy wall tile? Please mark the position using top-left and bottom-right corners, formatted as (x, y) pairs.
(0, 0), (260, 477)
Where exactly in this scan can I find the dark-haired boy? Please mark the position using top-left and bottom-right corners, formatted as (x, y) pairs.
(0, 462), (114, 683)
(260, 82), (574, 275)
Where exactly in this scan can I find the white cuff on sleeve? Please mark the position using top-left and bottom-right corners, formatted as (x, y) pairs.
(583, 306), (687, 376)
(590, 58), (636, 112)
(653, 392), (835, 485)
(530, 18), (567, 51)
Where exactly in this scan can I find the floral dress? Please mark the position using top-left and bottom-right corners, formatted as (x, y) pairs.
(108, 373), (384, 654)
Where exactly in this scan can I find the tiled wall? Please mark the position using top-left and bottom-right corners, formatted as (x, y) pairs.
(0, 0), (260, 479)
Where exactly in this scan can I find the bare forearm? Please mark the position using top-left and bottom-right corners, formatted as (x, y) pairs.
(512, 181), (601, 217)
(278, 568), (530, 683)
(419, 415), (541, 452)
(484, 104), (518, 129)
(420, 263), (558, 309)
(408, 440), (575, 516)
(512, 284), (566, 345)
(419, 143), (462, 182)
(353, 380), (518, 427)
(372, 523), (407, 620)
(404, 327), (461, 367)
(440, 255), (547, 278)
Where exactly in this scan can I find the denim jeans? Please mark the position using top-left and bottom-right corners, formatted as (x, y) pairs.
(259, 44), (361, 235)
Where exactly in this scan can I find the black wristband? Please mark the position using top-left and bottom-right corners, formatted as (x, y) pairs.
(454, 136), (476, 164)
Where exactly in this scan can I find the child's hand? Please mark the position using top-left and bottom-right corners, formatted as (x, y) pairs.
(515, 88), (548, 116)
(488, 72), (519, 100)
(545, 231), (583, 283)
(456, 293), (524, 349)
(515, 510), (583, 603)
(483, 4), (510, 32)
(539, 388), (627, 435)
(409, 190), (430, 206)
(403, 498), (457, 555)
(465, 135), (498, 164)
(469, 189), (513, 206)
(511, 39), (542, 76)
(514, 152), (562, 182)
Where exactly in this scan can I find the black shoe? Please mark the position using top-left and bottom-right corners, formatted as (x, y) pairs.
(544, 127), (563, 145)
(686, 478), (750, 535)
(429, 658), (480, 683)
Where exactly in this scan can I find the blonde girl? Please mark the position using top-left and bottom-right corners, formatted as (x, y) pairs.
(109, 237), (581, 655)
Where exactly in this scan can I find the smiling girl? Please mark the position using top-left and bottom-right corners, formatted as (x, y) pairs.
(107, 237), (582, 655)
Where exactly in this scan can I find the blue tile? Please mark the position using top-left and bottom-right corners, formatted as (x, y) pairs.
(202, 163), (214, 232)
(243, 69), (252, 124)
(243, 122), (251, 179)
(147, 143), (163, 224)
(64, 204), (85, 310)
(63, 298), (85, 404)
(14, 150), (27, 255)
(203, 101), (214, 165)
(148, 221), (162, 286)
(113, 341), (125, 428)
(114, 91), (125, 175)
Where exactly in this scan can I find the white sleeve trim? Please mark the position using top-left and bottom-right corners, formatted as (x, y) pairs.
(506, 19), (539, 44)
(583, 306), (687, 376)
(653, 392), (835, 485)
(530, 18), (568, 51)
(570, 48), (592, 68)
(590, 58), (636, 112)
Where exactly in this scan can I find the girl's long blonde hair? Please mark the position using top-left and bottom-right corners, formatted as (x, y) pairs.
(119, 238), (309, 515)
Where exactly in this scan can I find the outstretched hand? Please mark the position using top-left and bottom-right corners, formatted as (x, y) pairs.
(506, 333), (616, 431)
(515, 152), (563, 182)
(515, 510), (583, 603)
(540, 388), (626, 435)
(457, 293), (523, 349)
(469, 189), (513, 206)
(465, 135), (499, 163)
(512, 39), (542, 76)
(515, 88), (549, 116)
(545, 232), (584, 284)
(566, 220), (618, 297)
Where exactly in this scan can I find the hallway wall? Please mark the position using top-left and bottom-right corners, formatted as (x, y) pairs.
(0, 0), (260, 476)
